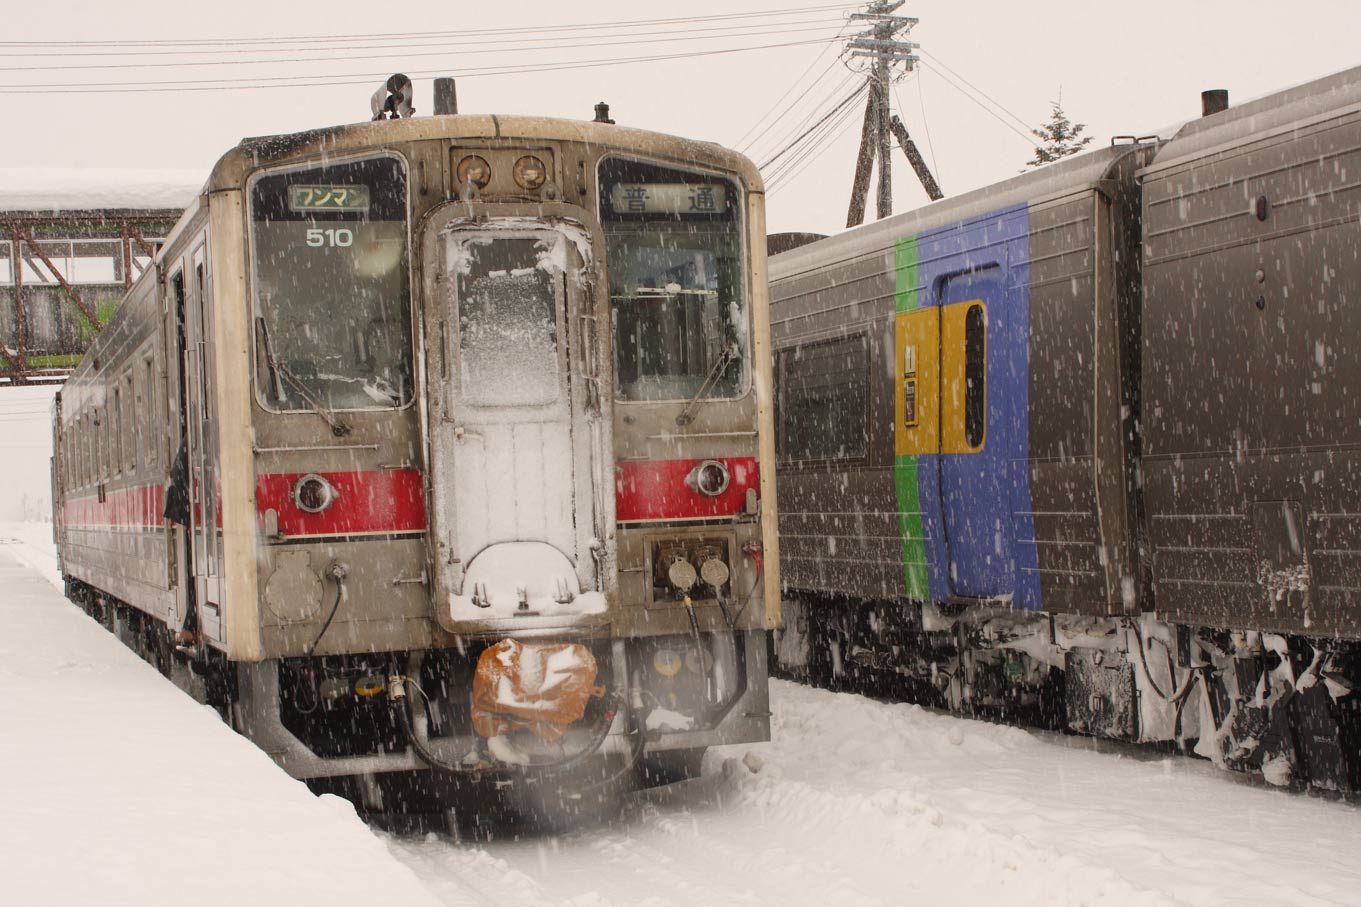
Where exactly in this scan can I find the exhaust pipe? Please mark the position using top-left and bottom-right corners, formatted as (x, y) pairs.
(433, 77), (458, 116)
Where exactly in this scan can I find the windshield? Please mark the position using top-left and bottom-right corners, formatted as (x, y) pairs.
(249, 155), (413, 411)
(600, 158), (747, 402)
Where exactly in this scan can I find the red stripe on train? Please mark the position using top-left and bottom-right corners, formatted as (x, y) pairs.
(61, 483), (165, 530)
(615, 457), (758, 523)
(255, 469), (426, 537)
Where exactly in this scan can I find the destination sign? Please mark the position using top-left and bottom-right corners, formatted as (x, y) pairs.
(288, 184), (371, 212)
(608, 183), (729, 216)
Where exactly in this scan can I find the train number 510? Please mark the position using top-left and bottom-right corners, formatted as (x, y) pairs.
(305, 228), (354, 248)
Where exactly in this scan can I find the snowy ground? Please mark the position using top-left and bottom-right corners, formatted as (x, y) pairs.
(6, 519), (1360, 906)
(391, 684), (1361, 907)
(0, 523), (455, 907)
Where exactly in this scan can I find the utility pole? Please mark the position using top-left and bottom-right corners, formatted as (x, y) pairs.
(845, 2), (940, 228)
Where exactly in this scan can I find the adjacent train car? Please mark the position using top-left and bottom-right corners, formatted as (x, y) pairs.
(770, 65), (1361, 790)
(51, 100), (780, 815)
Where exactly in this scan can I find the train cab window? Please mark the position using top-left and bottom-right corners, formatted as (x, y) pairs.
(249, 154), (413, 412)
(777, 334), (869, 463)
(599, 158), (748, 402)
(964, 303), (985, 449)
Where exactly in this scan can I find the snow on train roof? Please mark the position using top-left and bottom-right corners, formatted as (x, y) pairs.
(0, 168), (204, 213)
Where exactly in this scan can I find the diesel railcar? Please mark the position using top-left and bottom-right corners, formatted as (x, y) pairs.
(770, 65), (1361, 790)
(50, 98), (780, 814)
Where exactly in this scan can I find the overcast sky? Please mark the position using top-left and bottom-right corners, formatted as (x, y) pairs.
(4, 0), (1361, 236)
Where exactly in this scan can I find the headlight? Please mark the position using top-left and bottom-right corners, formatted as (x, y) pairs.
(456, 154), (491, 189)
(291, 474), (338, 513)
(513, 155), (548, 190)
(653, 649), (683, 678)
(687, 460), (730, 497)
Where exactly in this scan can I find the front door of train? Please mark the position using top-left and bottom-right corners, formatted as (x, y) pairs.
(421, 213), (614, 630)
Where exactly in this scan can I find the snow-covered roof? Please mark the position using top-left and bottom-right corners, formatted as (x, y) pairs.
(0, 168), (204, 213)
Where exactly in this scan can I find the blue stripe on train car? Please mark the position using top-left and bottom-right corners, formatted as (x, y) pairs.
(909, 202), (1042, 611)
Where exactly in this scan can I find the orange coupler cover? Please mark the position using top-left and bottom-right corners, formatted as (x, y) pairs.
(471, 639), (604, 742)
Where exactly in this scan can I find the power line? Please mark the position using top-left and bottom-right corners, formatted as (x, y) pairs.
(0, 4), (859, 48)
(918, 62), (1040, 149)
(0, 36), (844, 94)
(765, 100), (858, 188)
(890, 76), (940, 193)
(767, 86), (867, 191)
(917, 48), (1033, 135)
(766, 75), (867, 180)
(0, 18), (849, 68)
(746, 67), (859, 164)
(760, 82), (867, 169)
(735, 41), (844, 152)
(911, 74), (940, 181)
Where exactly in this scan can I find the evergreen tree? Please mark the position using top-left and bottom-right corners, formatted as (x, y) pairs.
(1026, 101), (1093, 168)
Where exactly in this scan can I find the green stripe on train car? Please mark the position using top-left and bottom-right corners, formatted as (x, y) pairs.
(895, 235), (917, 313)
(895, 454), (930, 599)
(893, 236), (929, 598)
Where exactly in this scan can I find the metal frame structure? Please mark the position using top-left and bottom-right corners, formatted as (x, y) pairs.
(1, 209), (176, 383)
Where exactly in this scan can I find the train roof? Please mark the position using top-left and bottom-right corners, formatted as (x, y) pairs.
(205, 114), (763, 194)
(1142, 63), (1361, 178)
(0, 168), (205, 215)
(769, 142), (1146, 283)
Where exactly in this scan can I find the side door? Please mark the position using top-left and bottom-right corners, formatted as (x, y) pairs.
(936, 270), (1009, 598)
(189, 242), (223, 614)
(171, 243), (221, 641)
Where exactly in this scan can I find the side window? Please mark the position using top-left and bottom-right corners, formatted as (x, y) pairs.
(144, 358), (157, 468)
(104, 403), (113, 479)
(963, 304), (986, 449)
(83, 413), (91, 486)
(777, 333), (870, 463)
(124, 374), (135, 472)
(194, 254), (209, 423)
(112, 387), (123, 476)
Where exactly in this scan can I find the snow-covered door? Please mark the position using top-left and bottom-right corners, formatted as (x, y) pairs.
(428, 224), (608, 623)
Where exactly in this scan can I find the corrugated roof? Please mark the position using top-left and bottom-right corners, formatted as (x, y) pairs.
(0, 168), (203, 213)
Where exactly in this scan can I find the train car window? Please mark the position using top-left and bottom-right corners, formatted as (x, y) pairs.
(194, 257), (209, 424)
(451, 235), (562, 407)
(964, 304), (985, 449)
(92, 406), (103, 480)
(143, 358), (156, 468)
(599, 157), (748, 402)
(104, 400), (114, 476)
(123, 374), (135, 472)
(112, 387), (123, 476)
(778, 333), (869, 463)
(249, 154), (413, 412)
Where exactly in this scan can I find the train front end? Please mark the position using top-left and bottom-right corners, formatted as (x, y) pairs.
(216, 115), (778, 802)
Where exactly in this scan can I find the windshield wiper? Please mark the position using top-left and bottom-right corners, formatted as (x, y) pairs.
(255, 317), (351, 437)
(675, 341), (739, 427)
